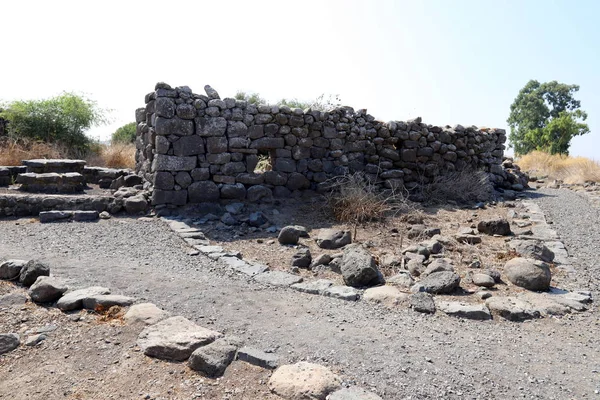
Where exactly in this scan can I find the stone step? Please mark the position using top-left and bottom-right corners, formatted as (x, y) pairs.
(22, 159), (86, 174)
(16, 172), (86, 193)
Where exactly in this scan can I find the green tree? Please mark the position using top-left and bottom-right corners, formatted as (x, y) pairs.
(507, 80), (589, 155)
(111, 122), (137, 143)
(0, 92), (108, 153)
(234, 91), (267, 105)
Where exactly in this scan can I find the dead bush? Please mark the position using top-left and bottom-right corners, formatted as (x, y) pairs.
(0, 137), (62, 165)
(325, 173), (411, 226)
(86, 143), (136, 169)
(420, 169), (492, 204)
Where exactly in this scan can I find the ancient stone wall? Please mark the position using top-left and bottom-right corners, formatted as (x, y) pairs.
(135, 83), (507, 206)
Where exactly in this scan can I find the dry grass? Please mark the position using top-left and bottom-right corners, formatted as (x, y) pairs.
(420, 169), (492, 204)
(88, 143), (136, 169)
(518, 151), (600, 184)
(0, 137), (62, 165)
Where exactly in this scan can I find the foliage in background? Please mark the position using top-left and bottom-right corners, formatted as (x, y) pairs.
(234, 91), (267, 105)
(419, 169), (492, 204)
(0, 92), (108, 154)
(111, 122), (137, 144)
(518, 151), (600, 184)
(507, 80), (589, 155)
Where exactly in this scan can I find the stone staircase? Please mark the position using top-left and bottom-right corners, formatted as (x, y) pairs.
(16, 159), (87, 193)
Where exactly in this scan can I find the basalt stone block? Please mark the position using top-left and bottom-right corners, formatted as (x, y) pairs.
(191, 168), (210, 181)
(155, 116), (194, 136)
(196, 117), (227, 137)
(173, 135), (205, 156)
(236, 173), (264, 185)
(221, 162), (246, 176)
(176, 103), (197, 120)
(227, 121), (248, 137)
(250, 137), (285, 150)
(155, 97), (175, 118)
(274, 158), (296, 173)
(206, 137), (228, 154)
(152, 155), (197, 172)
(154, 172), (175, 190)
(286, 173), (310, 191)
(220, 183), (246, 200)
(152, 190), (188, 206)
(264, 171), (288, 186)
(188, 181), (220, 203)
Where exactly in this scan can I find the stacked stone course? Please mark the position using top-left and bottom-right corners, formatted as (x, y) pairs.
(136, 83), (507, 206)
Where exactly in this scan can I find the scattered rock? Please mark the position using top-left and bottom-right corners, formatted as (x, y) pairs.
(248, 212), (268, 227)
(323, 286), (359, 301)
(124, 303), (170, 325)
(407, 258), (425, 277)
(220, 213), (238, 226)
(290, 279), (334, 295)
(411, 271), (461, 294)
(0, 333), (20, 355)
(437, 301), (492, 320)
(269, 362), (341, 400)
(327, 387), (383, 400)
(504, 257), (551, 291)
(82, 294), (135, 310)
(72, 210), (99, 222)
(19, 260), (50, 287)
(225, 203), (245, 215)
(291, 248), (312, 268)
(509, 239), (555, 262)
(340, 244), (381, 288)
(316, 230), (352, 250)
(25, 334), (46, 346)
(278, 226), (301, 245)
(477, 219), (511, 236)
(410, 292), (436, 314)
(237, 346), (279, 369)
(386, 272), (414, 289)
(188, 338), (238, 377)
(28, 276), (68, 303)
(310, 254), (332, 269)
(363, 286), (408, 307)
(0, 292), (28, 307)
(99, 211), (111, 219)
(56, 286), (111, 311)
(421, 258), (454, 277)
(472, 273), (495, 288)
(455, 234), (482, 245)
(485, 297), (540, 321)
(0, 259), (26, 280)
(419, 238), (443, 254)
(137, 316), (222, 361)
(254, 271), (303, 287)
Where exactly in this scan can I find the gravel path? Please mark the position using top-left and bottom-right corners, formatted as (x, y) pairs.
(1, 198), (599, 399)
(531, 188), (600, 296)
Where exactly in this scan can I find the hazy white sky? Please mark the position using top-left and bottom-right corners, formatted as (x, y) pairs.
(1, 0), (598, 158)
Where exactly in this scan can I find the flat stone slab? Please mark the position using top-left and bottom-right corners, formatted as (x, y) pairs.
(237, 347), (279, 369)
(82, 294), (134, 310)
(485, 296), (540, 321)
(56, 286), (111, 311)
(290, 279), (334, 295)
(194, 245), (225, 255)
(39, 211), (73, 223)
(437, 301), (492, 320)
(188, 338), (238, 377)
(323, 285), (360, 301)
(253, 271), (303, 287)
(23, 159), (86, 168)
(268, 362), (341, 400)
(137, 316), (222, 361)
(0, 292), (28, 307)
(363, 286), (408, 307)
(124, 303), (171, 325)
(328, 387), (383, 400)
(220, 256), (268, 276)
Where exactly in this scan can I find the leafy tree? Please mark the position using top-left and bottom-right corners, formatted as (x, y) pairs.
(0, 92), (108, 153)
(111, 122), (137, 143)
(507, 80), (589, 155)
(279, 94), (342, 112)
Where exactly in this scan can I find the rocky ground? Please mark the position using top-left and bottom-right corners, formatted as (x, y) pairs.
(1, 188), (600, 399)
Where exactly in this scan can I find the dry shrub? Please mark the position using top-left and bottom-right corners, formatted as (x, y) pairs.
(325, 173), (410, 225)
(254, 154), (273, 172)
(87, 143), (136, 169)
(420, 169), (492, 204)
(518, 151), (600, 184)
(0, 137), (62, 165)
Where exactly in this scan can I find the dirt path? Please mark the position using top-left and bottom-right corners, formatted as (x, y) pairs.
(1, 190), (599, 399)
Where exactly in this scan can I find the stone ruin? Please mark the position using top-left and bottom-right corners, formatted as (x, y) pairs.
(135, 83), (511, 207)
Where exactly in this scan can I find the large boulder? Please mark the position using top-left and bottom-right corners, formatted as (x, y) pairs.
(316, 230), (351, 250)
(340, 244), (381, 287)
(19, 260), (50, 287)
(137, 316), (222, 361)
(504, 257), (551, 291)
(124, 195), (148, 214)
(0, 259), (26, 280)
(28, 276), (68, 303)
(278, 226), (303, 245)
(477, 219), (511, 236)
(509, 240), (554, 262)
(188, 338), (238, 377)
(411, 271), (461, 294)
(269, 362), (341, 400)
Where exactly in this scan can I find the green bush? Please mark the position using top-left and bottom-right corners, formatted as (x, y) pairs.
(111, 122), (137, 143)
(0, 92), (108, 154)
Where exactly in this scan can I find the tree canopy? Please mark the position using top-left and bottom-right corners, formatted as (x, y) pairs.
(0, 92), (107, 152)
(507, 80), (589, 155)
(111, 122), (137, 143)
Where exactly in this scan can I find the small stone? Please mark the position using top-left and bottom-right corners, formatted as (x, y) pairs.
(310, 254), (332, 268)
(278, 226), (302, 245)
(477, 219), (511, 236)
(124, 303), (170, 325)
(188, 338), (238, 377)
(411, 271), (461, 294)
(323, 286), (359, 301)
(82, 294), (135, 310)
(19, 260), (50, 287)
(327, 387), (383, 400)
(0, 259), (27, 280)
(237, 347), (279, 369)
(290, 279), (334, 295)
(386, 272), (415, 289)
(28, 276), (68, 303)
(99, 211), (111, 219)
(437, 301), (492, 320)
(25, 334), (47, 347)
(409, 292), (436, 314)
(340, 244), (381, 288)
(472, 273), (495, 288)
(316, 229), (352, 249)
(0, 333), (20, 355)
(363, 286), (408, 307)
(291, 248), (312, 268)
(254, 271), (303, 287)
(0, 292), (28, 307)
(56, 287), (111, 311)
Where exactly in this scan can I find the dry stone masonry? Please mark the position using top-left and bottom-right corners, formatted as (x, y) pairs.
(136, 83), (509, 206)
